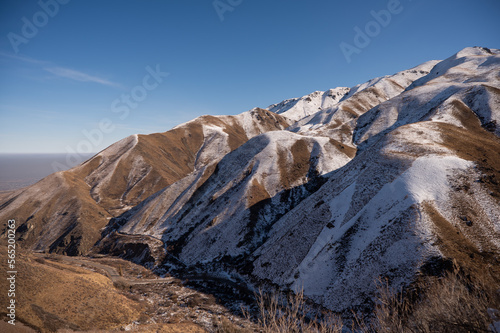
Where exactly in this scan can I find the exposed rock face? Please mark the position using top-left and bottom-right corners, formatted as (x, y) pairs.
(1, 46), (499, 314)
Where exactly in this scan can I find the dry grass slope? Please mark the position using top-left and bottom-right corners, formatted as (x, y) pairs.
(0, 245), (143, 332)
(369, 264), (500, 333)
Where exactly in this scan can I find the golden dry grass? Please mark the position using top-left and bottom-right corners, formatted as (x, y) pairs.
(247, 178), (271, 208)
(252, 289), (343, 333)
(278, 139), (311, 189)
(0, 245), (143, 332)
(0, 319), (36, 333)
(369, 263), (500, 333)
(329, 138), (357, 158)
(0, 171), (112, 256)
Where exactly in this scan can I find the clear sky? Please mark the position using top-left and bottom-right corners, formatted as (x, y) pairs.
(0, 0), (499, 153)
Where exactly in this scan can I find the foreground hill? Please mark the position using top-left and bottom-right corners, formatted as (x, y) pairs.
(1, 46), (499, 316)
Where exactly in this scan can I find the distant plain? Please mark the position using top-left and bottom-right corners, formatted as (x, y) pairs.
(0, 154), (94, 191)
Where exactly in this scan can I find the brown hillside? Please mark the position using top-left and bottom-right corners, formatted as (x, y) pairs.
(0, 110), (290, 255)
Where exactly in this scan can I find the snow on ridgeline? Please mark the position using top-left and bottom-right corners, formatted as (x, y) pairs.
(1, 46), (500, 317)
(267, 88), (350, 122)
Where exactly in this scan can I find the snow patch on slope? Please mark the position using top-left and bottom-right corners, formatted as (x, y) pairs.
(267, 88), (350, 122)
(290, 155), (473, 308)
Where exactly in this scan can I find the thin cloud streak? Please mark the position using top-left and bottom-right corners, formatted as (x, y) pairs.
(0, 51), (122, 88)
(43, 67), (122, 88)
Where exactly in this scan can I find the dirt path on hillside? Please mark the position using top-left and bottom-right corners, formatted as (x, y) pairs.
(33, 253), (175, 286)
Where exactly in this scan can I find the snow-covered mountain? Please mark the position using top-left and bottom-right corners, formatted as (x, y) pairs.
(267, 87), (350, 122)
(1, 46), (499, 315)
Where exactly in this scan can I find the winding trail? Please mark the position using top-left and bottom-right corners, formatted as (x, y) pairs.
(33, 253), (175, 286)
(33, 253), (255, 301)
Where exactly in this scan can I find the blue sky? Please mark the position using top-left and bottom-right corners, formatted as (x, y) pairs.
(0, 0), (499, 153)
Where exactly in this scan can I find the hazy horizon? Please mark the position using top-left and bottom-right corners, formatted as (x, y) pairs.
(0, 153), (95, 191)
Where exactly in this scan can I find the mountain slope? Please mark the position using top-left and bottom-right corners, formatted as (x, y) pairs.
(95, 57), (438, 268)
(106, 130), (354, 262)
(1, 46), (498, 316)
(253, 119), (500, 312)
(112, 46), (499, 313)
(252, 47), (500, 311)
(0, 108), (289, 254)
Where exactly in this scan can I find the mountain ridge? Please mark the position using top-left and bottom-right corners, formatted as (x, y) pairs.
(1, 46), (499, 315)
